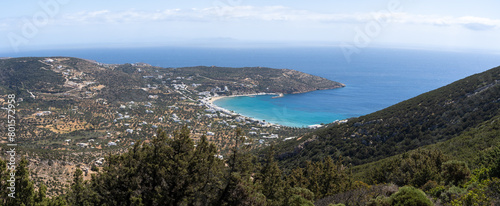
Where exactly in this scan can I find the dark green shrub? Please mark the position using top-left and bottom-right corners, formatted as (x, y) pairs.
(390, 186), (433, 206)
(421, 180), (439, 193)
(90, 165), (99, 172)
(487, 178), (500, 205)
(441, 160), (471, 186)
(491, 157), (500, 178)
(287, 187), (315, 206)
(366, 196), (391, 206)
(288, 195), (314, 206)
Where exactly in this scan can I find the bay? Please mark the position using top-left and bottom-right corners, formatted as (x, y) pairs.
(3, 47), (500, 127)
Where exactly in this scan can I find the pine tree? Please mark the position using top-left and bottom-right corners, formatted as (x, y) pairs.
(0, 158), (8, 205)
(90, 151), (132, 205)
(256, 145), (285, 206)
(190, 135), (224, 205)
(47, 196), (67, 206)
(304, 160), (322, 198)
(286, 187), (315, 206)
(287, 167), (306, 189)
(34, 183), (47, 204)
(88, 127), (226, 206)
(8, 157), (35, 206)
(1, 157), (52, 206)
(216, 128), (266, 206)
(320, 156), (337, 197)
(67, 168), (92, 205)
(159, 126), (195, 205)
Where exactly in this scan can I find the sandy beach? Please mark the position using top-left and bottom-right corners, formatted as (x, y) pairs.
(206, 93), (285, 127)
(208, 93), (280, 104)
(207, 95), (227, 104)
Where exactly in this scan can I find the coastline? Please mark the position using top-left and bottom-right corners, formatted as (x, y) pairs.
(208, 92), (279, 104)
(204, 92), (341, 128)
(204, 93), (287, 127)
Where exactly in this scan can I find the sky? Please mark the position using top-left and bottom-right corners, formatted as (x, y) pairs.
(1, 0), (500, 53)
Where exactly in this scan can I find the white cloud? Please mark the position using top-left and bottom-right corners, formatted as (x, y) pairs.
(5, 5), (498, 32)
(0, 22), (9, 30)
(202, 6), (372, 22)
(61, 9), (186, 24)
(194, 6), (500, 31)
(382, 13), (500, 30)
(456, 16), (499, 30)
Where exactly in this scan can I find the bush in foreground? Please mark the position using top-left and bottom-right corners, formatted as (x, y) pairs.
(390, 186), (433, 206)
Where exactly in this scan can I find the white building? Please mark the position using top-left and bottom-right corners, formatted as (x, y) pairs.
(77, 143), (88, 148)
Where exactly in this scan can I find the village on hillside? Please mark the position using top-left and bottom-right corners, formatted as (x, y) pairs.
(0, 57), (345, 196)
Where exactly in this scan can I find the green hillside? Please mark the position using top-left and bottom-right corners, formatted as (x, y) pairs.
(351, 111), (500, 181)
(0, 57), (67, 93)
(275, 65), (500, 168)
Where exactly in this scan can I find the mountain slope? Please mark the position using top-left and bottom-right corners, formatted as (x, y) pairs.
(350, 112), (500, 182)
(275, 65), (500, 168)
(157, 66), (345, 94)
(0, 57), (67, 93)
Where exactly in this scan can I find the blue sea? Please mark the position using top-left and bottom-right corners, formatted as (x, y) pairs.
(3, 47), (500, 127)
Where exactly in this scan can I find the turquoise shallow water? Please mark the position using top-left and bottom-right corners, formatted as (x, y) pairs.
(3, 47), (500, 127)
(214, 94), (347, 127)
